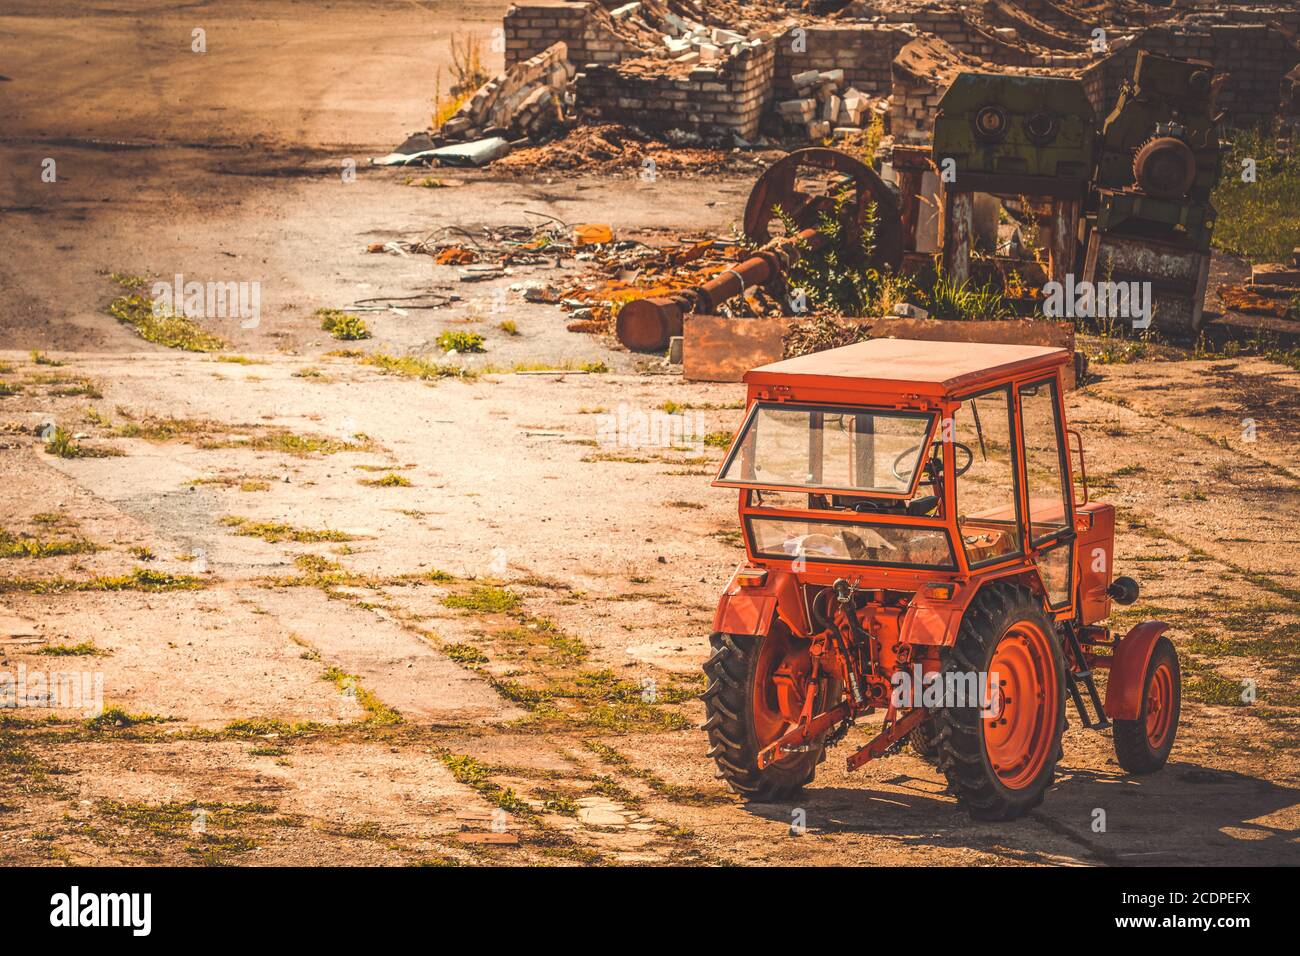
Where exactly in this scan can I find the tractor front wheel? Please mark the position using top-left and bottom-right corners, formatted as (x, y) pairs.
(935, 585), (1066, 820)
(703, 629), (830, 801)
(1112, 636), (1181, 774)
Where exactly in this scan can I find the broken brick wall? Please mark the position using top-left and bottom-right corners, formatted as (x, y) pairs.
(773, 24), (915, 100)
(505, 1), (640, 69)
(576, 41), (776, 143)
(890, 35), (972, 144)
(845, 2), (1086, 69)
(1081, 25), (1300, 127)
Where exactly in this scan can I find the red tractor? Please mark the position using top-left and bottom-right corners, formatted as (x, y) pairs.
(704, 339), (1180, 819)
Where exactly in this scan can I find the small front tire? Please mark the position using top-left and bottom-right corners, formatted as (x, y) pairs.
(1113, 636), (1181, 774)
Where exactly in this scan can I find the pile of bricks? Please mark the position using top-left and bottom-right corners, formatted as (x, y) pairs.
(777, 69), (880, 141)
(443, 41), (575, 143)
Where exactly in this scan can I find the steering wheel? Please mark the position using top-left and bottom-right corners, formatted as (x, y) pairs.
(892, 441), (973, 481)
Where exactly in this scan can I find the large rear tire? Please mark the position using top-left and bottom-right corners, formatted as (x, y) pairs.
(702, 630), (830, 801)
(935, 585), (1066, 820)
(1113, 636), (1180, 774)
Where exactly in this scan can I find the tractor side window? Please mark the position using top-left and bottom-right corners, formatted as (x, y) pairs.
(952, 387), (1021, 566)
(1019, 380), (1070, 543)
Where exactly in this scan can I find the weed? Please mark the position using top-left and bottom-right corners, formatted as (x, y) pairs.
(360, 473), (411, 487)
(0, 530), (97, 559)
(34, 641), (107, 657)
(443, 585), (520, 614)
(317, 308), (372, 341)
(107, 291), (226, 352)
(360, 352), (472, 381)
(322, 667), (402, 725)
(498, 320), (519, 336)
(222, 516), (357, 543)
(437, 330), (486, 353)
(444, 643), (489, 665)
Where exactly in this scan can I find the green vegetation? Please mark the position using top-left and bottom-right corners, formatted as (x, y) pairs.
(442, 585), (521, 614)
(778, 195), (1010, 322)
(1212, 124), (1300, 263)
(437, 752), (533, 816)
(321, 666), (402, 725)
(498, 320), (519, 336)
(221, 516), (357, 543)
(107, 278), (226, 352)
(0, 529), (97, 559)
(437, 330), (486, 353)
(443, 643), (489, 665)
(359, 352), (472, 381)
(0, 568), (204, 594)
(42, 426), (122, 459)
(30, 350), (63, 366)
(360, 473), (411, 487)
(34, 641), (107, 657)
(317, 308), (372, 341)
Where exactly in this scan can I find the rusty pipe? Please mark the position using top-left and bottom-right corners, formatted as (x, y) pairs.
(615, 228), (827, 353)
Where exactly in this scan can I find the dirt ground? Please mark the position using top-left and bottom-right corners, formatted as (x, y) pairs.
(1, 1), (1297, 867)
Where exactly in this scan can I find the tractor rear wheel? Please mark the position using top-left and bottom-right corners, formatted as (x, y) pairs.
(1113, 636), (1181, 774)
(703, 629), (831, 801)
(909, 718), (941, 763)
(935, 585), (1066, 820)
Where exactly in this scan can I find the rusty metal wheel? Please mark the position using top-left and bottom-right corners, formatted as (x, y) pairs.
(742, 147), (903, 271)
(1113, 636), (1181, 774)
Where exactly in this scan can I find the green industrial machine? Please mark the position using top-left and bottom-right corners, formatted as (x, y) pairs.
(932, 72), (1096, 193)
(930, 73), (1096, 288)
(1084, 51), (1222, 334)
(928, 53), (1222, 336)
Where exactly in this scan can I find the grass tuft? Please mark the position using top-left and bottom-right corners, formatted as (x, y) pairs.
(317, 308), (372, 341)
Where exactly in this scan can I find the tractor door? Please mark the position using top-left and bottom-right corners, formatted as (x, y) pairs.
(1016, 377), (1076, 612)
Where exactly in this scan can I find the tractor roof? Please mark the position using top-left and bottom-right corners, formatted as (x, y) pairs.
(745, 339), (1070, 400)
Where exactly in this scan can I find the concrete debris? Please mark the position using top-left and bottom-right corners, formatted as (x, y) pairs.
(383, 1), (1300, 172)
(440, 41), (575, 147)
(779, 67), (883, 143)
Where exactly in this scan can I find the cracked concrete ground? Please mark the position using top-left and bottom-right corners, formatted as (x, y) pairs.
(0, 0), (1296, 867)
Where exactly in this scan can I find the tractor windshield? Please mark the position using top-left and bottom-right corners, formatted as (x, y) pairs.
(715, 403), (935, 496)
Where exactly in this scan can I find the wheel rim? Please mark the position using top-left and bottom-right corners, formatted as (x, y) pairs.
(751, 630), (812, 750)
(983, 621), (1059, 791)
(1145, 660), (1175, 749)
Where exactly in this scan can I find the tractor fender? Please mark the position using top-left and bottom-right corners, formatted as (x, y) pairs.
(900, 568), (1045, 646)
(1103, 621), (1170, 721)
(712, 566), (810, 637)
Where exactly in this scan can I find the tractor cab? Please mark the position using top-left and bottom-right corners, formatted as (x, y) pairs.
(713, 338), (1081, 609)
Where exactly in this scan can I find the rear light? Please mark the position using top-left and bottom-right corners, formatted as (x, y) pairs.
(921, 582), (955, 600)
(735, 567), (768, 588)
